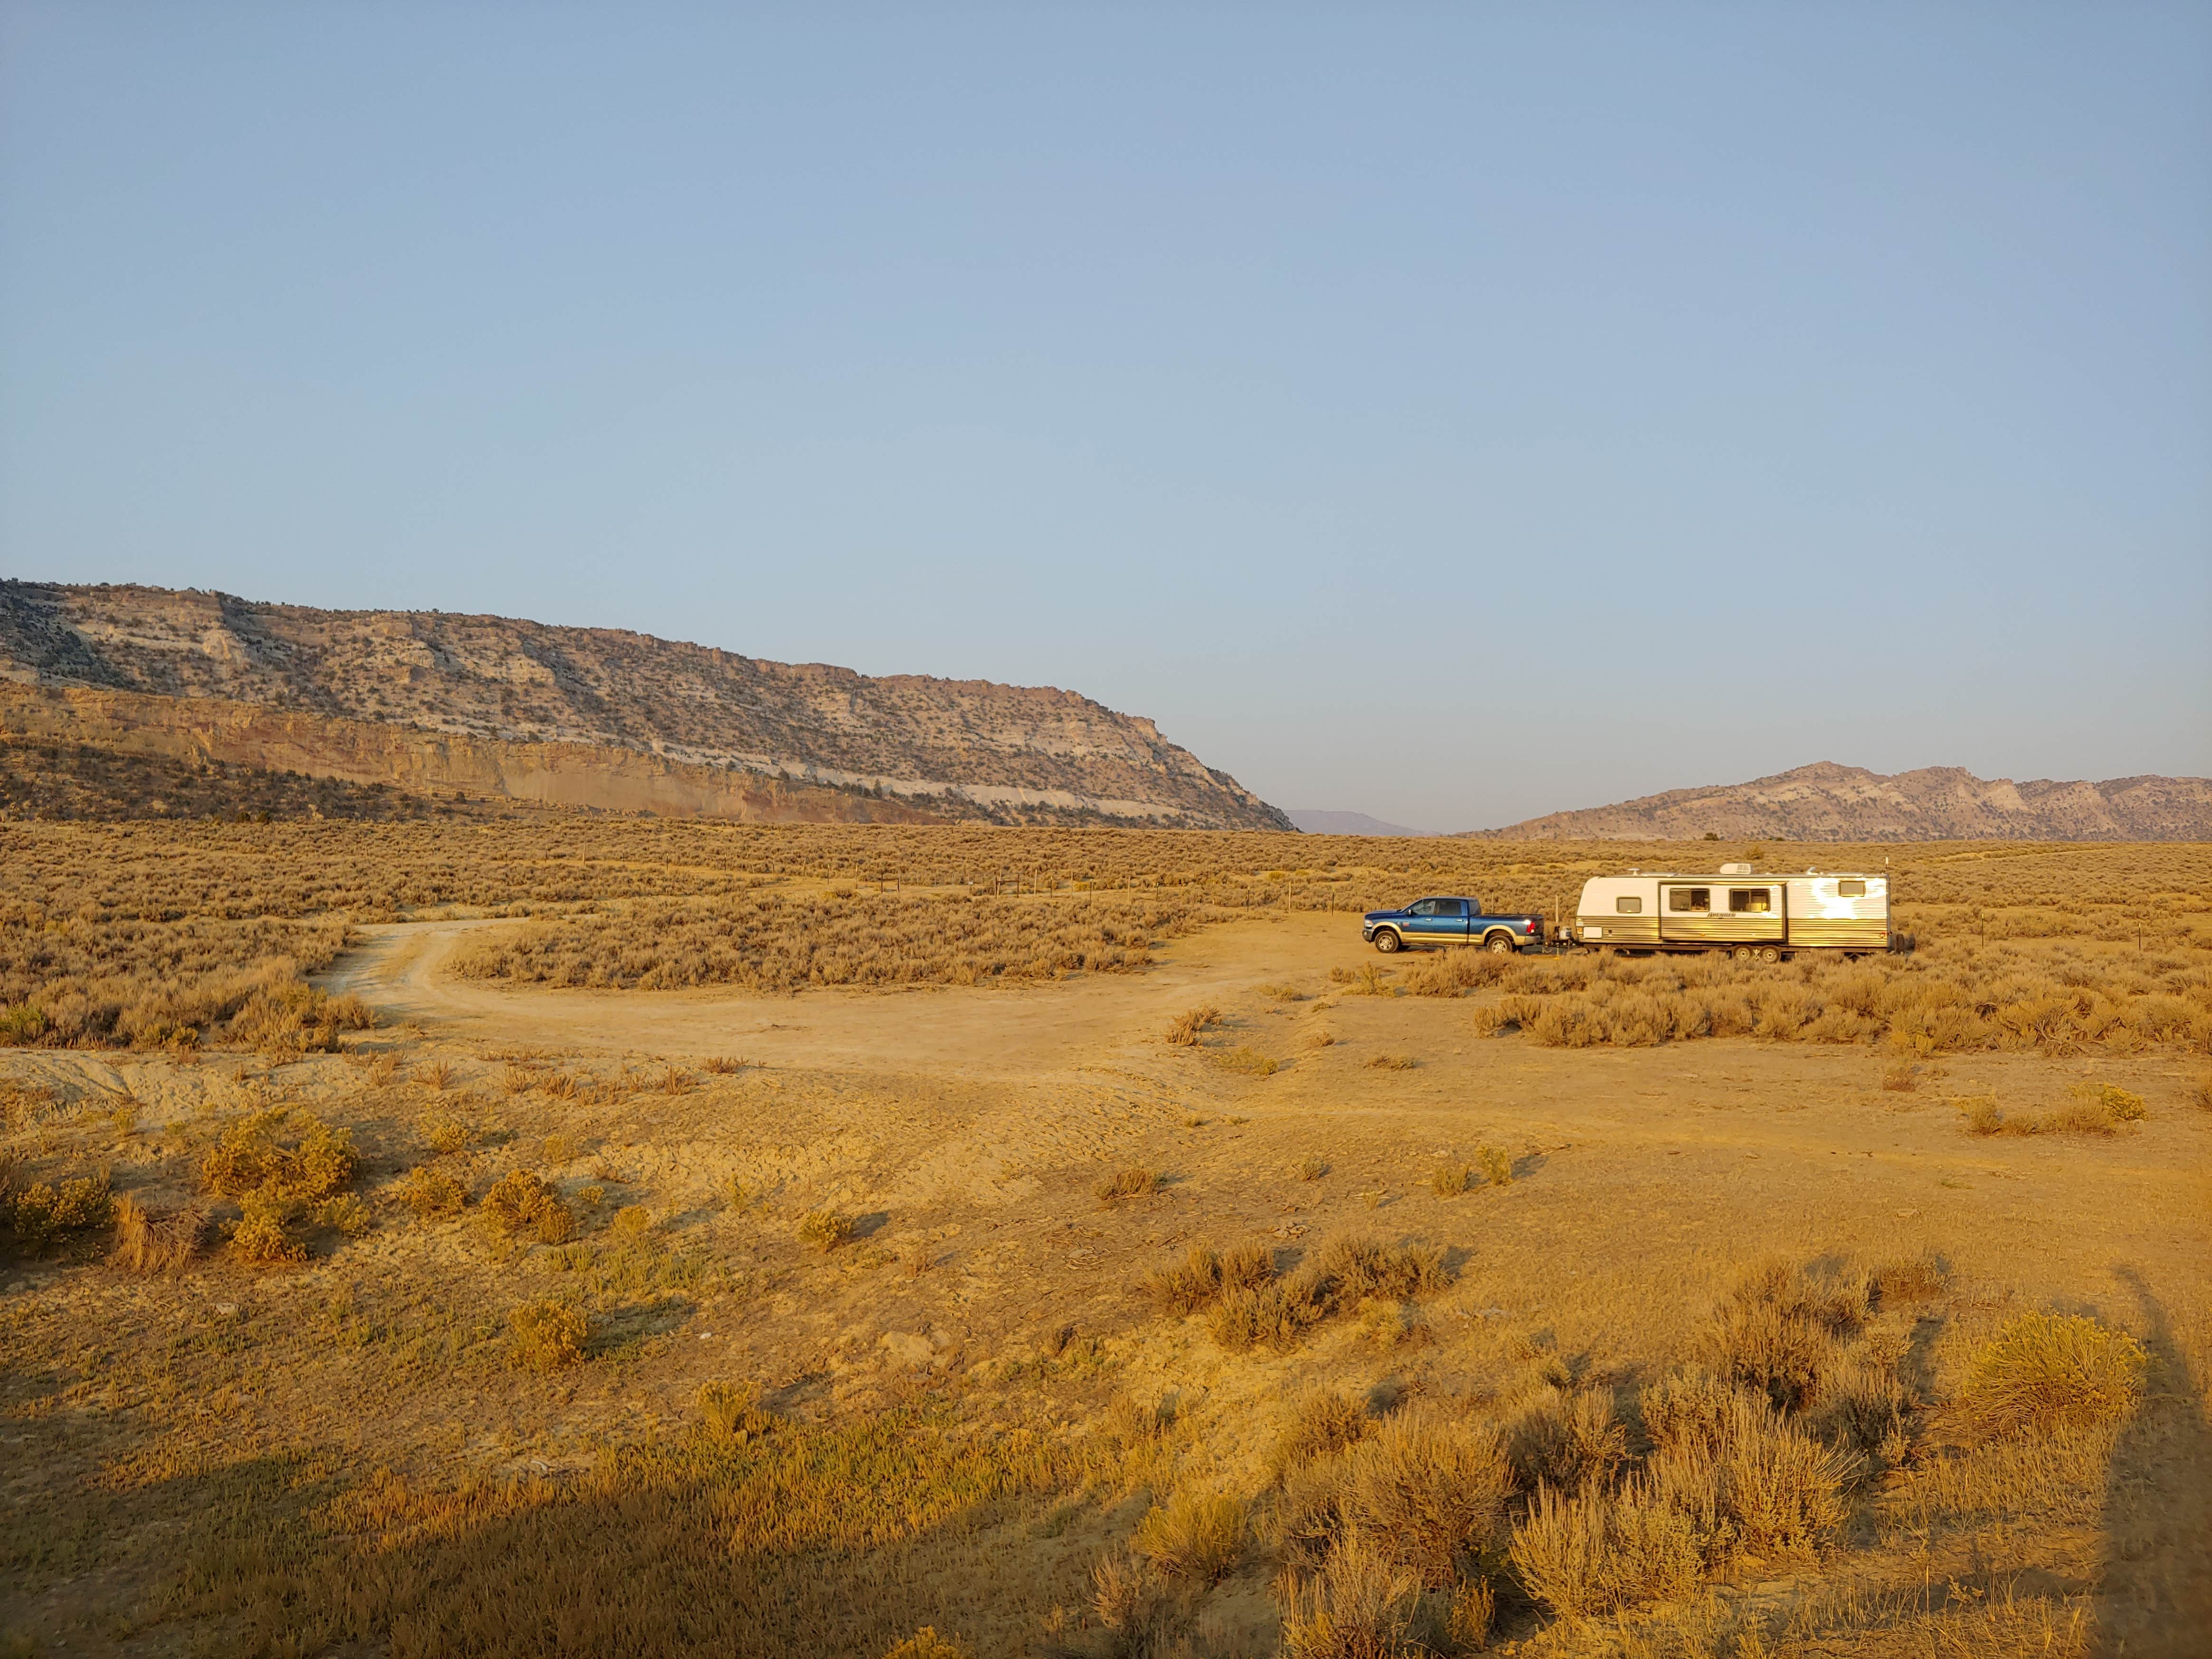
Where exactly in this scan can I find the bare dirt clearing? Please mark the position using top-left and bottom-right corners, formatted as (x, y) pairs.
(3, 830), (2209, 1657)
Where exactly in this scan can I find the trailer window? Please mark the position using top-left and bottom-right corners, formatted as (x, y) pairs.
(1615, 896), (1642, 914)
(1669, 887), (1709, 913)
(1728, 888), (1772, 914)
(1838, 879), (1866, 898)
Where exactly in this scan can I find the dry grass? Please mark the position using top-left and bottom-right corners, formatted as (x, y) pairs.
(1131, 1490), (1246, 1583)
(1508, 1390), (1627, 1496)
(1957, 1081), (2149, 1138)
(1270, 1391), (1372, 1482)
(1364, 1052), (1415, 1071)
(109, 1191), (203, 1272)
(1294, 1153), (1329, 1182)
(696, 1381), (776, 1444)
(1701, 1258), (1871, 1411)
(1164, 1004), (1221, 1047)
(1096, 1166), (1163, 1206)
(8, 824), (2207, 1051)
(1143, 1241), (1275, 1314)
(1213, 1045), (1278, 1077)
(0, 824), (2201, 1656)
(1476, 1145), (1512, 1187)
(1211, 1235), (1448, 1353)
(1430, 1161), (1473, 1197)
(1279, 1409), (1512, 1593)
(1278, 1535), (1426, 1659)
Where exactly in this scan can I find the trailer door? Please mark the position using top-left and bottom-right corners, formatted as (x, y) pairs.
(1720, 884), (1787, 944)
(1658, 884), (1715, 944)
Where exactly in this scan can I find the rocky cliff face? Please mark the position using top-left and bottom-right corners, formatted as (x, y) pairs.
(1470, 761), (2212, 841)
(0, 582), (1290, 829)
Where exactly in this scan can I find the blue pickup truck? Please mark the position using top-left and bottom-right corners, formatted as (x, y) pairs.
(1363, 896), (1545, 954)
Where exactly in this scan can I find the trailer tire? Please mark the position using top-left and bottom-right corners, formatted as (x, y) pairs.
(1485, 932), (1516, 955)
(1758, 946), (1781, 965)
(1733, 946), (1754, 964)
(1373, 929), (1402, 954)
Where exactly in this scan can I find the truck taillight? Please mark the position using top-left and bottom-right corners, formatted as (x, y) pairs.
(1526, 920), (1537, 934)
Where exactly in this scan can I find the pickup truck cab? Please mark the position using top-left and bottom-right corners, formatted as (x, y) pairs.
(1363, 896), (1544, 954)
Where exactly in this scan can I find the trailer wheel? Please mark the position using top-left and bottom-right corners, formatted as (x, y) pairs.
(1733, 946), (1754, 964)
(1485, 932), (1516, 954)
(1758, 945), (1781, 965)
(1373, 929), (1402, 953)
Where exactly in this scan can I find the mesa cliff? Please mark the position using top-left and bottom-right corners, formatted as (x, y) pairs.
(1468, 761), (2212, 842)
(0, 581), (1290, 829)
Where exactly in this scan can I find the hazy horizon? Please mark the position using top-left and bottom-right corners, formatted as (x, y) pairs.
(4, 6), (2208, 829)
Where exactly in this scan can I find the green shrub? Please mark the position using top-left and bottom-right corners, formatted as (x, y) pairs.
(481, 1170), (576, 1243)
(797, 1208), (857, 1251)
(397, 1164), (466, 1219)
(511, 1300), (589, 1370)
(229, 1193), (307, 1263)
(7, 1170), (114, 1248)
(1955, 1313), (2147, 1442)
(881, 1630), (971, 1659)
(697, 1381), (775, 1444)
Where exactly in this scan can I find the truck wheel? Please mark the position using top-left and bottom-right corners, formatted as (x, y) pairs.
(1485, 932), (1515, 954)
(1373, 929), (1402, 953)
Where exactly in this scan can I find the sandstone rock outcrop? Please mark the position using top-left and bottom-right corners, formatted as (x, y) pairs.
(0, 582), (1289, 829)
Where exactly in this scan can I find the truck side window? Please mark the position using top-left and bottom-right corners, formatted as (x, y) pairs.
(1669, 887), (1709, 913)
(1728, 889), (1771, 914)
(1616, 896), (1642, 914)
(1838, 879), (1866, 897)
(1408, 899), (1437, 916)
(1442, 899), (1468, 917)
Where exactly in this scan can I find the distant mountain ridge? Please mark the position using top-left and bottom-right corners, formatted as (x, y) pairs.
(1468, 762), (2212, 841)
(0, 581), (1290, 829)
(1286, 809), (1437, 838)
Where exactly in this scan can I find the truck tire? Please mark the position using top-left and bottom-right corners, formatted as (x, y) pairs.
(1373, 929), (1402, 953)
(1485, 932), (1516, 954)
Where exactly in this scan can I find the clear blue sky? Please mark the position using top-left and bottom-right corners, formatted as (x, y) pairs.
(4, 5), (2207, 830)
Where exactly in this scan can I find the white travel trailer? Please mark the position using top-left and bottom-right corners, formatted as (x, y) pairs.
(1572, 863), (1889, 961)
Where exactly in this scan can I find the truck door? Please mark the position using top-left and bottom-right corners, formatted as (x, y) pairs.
(1402, 898), (1465, 946)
